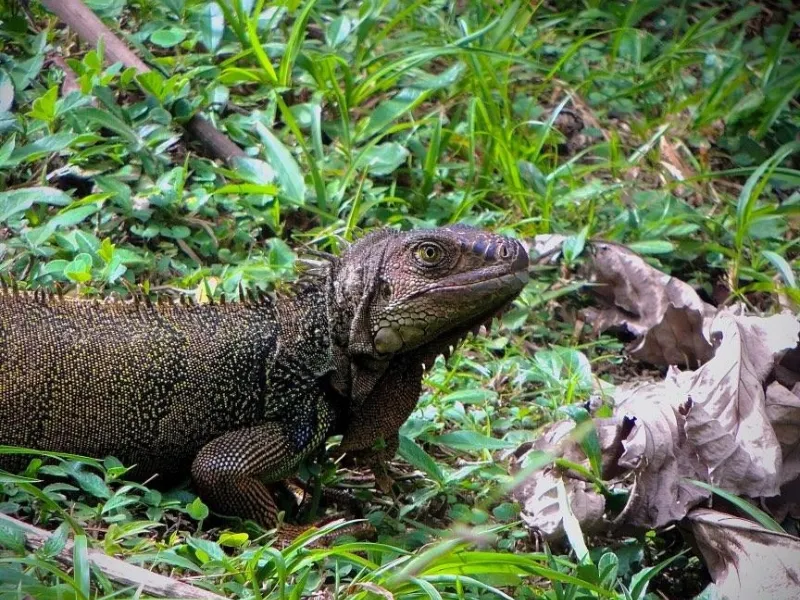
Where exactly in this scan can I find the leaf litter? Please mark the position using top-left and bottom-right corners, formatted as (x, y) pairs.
(516, 238), (800, 596)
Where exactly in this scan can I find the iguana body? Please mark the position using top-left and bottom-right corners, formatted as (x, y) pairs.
(0, 226), (528, 527)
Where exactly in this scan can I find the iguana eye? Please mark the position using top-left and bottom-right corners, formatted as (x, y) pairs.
(415, 242), (444, 266)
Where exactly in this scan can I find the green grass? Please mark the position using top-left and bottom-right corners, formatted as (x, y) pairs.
(0, 0), (798, 598)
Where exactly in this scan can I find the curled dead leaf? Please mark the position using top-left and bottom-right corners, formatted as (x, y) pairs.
(765, 381), (800, 486)
(683, 312), (800, 498)
(516, 469), (606, 542)
(687, 508), (800, 600)
(582, 241), (716, 368)
(512, 310), (800, 536)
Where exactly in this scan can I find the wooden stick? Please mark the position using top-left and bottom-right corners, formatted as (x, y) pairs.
(0, 513), (227, 600)
(39, 0), (247, 164)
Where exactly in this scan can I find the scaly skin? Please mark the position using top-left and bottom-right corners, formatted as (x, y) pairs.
(0, 225), (528, 528)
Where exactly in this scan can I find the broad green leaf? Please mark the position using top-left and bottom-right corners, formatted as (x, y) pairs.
(398, 435), (445, 484)
(63, 254), (94, 284)
(0, 526), (26, 554)
(626, 240), (675, 255)
(360, 88), (426, 140)
(218, 532), (249, 548)
(75, 107), (141, 146)
(439, 389), (497, 405)
(432, 431), (516, 452)
(355, 142), (409, 176)
(761, 250), (797, 288)
(72, 535), (90, 598)
(0, 187), (71, 222)
(186, 497), (209, 521)
(8, 133), (79, 165)
(230, 156), (276, 184)
(255, 122), (306, 203)
(41, 523), (70, 558)
(197, 2), (224, 51)
(326, 15), (352, 47)
(150, 27), (188, 48)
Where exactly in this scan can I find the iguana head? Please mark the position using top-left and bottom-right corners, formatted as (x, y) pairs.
(327, 225), (529, 400)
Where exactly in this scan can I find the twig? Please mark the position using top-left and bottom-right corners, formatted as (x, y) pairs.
(0, 512), (227, 600)
(39, 0), (247, 165)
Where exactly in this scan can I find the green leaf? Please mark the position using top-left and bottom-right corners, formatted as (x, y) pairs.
(150, 27), (188, 48)
(40, 523), (70, 559)
(8, 133), (80, 165)
(398, 435), (445, 484)
(736, 141), (800, 245)
(197, 2), (225, 51)
(231, 157), (276, 184)
(626, 240), (675, 255)
(186, 497), (209, 521)
(187, 536), (224, 562)
(63, 254), (94, 284)
(558, 406), (603, 478)
(277, 0), (317, 86)
(326, 15), (352, 47)
(0, 70), (13, 113)
(761, 250), (797, 288)
(0, 525), (26, 554)
(726, 88), (765, 126)
(0, 133), (15, 166)
(75, 107), (141, 146)
(72, 535), (90, 598)
(0, 187), (71, 222)
(356, 142), (409, 176)
(25, 204), (101, 247)
(255, 122), (306, 203)
(598, 552), (619, 588)
(439, 389), (497, 405)
(686, 479), (786, 533)
(562, 226), (588, 264)
(627, 551), (685, 600)
(432, 431), (516, 452)
(218, 532), (249, 548)
(28, 86), (58, 123)
(360, 88), (426, 140)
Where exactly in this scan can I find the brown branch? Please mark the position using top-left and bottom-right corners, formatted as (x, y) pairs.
(39, 0), (247, 164)
(0, 513), (227, 600)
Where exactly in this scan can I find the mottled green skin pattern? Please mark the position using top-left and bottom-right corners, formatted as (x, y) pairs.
(0, 226), (528, 527)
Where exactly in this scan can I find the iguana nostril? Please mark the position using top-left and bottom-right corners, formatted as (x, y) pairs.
(511, 240), (529, 270)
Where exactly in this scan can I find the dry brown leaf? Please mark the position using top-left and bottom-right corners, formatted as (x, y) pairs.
(511, 419), (619, 540)
(529, 234), (568, 264)
(582, 242), (716, 368)
(683, 312), (800, 498)
(516, 469), (606, 542)
(513, 312), (799, 537)
(688, 508), (800, 600)
(766, 381), (800, 486)
(613, 377), (708, 528)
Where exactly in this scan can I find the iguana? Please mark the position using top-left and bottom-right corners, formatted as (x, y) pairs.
(0, 225), (528, 530)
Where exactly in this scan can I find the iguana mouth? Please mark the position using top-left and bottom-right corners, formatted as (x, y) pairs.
(426, 270), (530, 295)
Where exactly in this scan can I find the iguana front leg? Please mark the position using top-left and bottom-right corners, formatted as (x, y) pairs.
(192, 394), (335, 528)
(192, 423), (300, 526)
(338, 359), (424, 489)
